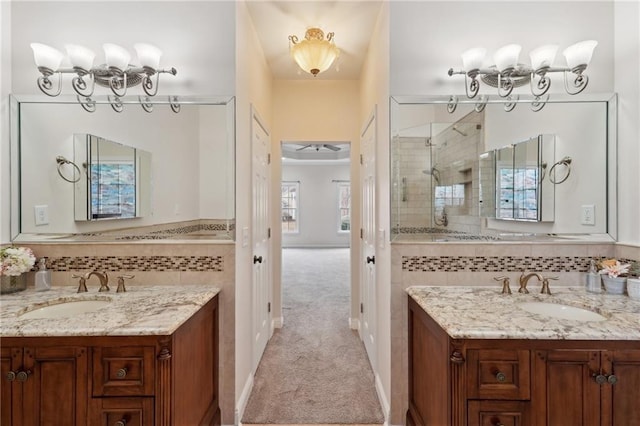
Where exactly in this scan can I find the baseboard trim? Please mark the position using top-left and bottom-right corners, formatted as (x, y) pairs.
(375, 373), (390, 425)
(235, 373), (254, 426)
(349, 317), (360, 331)
(272, 316), (283, 329)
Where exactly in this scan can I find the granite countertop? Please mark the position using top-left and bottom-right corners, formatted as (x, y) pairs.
(407, 286), (640, 340)
(0, 285), (220, 337)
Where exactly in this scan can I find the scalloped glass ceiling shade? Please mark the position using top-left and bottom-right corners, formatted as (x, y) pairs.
(30, 43), (64, 71)
(290, 38), (340, 75)
(461, 47), (486, 71)
(65, 44), (96, 71)
(134, 43), (162, 70)
(103, 43), (131, 71)
(493, 44), (522, 72)
(563, 40), (598, 69)
(529, 44), (558, 70)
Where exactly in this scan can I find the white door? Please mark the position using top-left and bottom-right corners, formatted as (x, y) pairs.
(251, 107), (271, 369)
(360, 109), (377, 368)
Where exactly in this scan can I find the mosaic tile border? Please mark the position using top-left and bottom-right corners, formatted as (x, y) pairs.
(41, 255), (224, 273)
(402, 256), (637, 273)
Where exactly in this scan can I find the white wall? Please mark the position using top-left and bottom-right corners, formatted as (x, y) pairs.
(359, 1), (391, 422)
(614, 1), (640, 245)
(235, 1), (273, 424)
(0, 1), (11, 244)
(282, 162), (351, 248)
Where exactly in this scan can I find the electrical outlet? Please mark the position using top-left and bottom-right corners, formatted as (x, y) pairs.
(581, 205), (595, 226)
(34, 205), (49, 226)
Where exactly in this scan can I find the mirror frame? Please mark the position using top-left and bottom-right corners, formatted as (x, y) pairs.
(10, 94), (236, 242)
(389, 93), (618, 242)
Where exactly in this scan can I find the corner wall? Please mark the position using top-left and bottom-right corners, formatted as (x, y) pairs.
(0, 1), (11, 244)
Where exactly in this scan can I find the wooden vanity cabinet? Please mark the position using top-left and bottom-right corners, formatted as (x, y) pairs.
(407, 297), (640, 426)
(1, 294), (219, 426)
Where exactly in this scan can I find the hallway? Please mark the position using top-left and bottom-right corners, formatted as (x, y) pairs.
(241, 248), (384, 425)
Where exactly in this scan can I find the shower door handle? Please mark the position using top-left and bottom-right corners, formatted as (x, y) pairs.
(253, 255), (263, 264)
(366, 256), (375, 265)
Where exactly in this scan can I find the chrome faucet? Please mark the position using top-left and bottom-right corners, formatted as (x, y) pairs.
(519, 272), (557, 295)
(72, 271), (109, 293)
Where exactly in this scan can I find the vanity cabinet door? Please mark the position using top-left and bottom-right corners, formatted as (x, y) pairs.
(601, 350), (640, 426)
(468, 400), (528, 426)
(21, 346), (88, 426)
(1, 347), (22, 426)
(467, 349), (530, 400)
(532, 350), (601, 426)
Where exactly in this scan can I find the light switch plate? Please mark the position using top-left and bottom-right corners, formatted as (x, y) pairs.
(34, 205), (49, 226)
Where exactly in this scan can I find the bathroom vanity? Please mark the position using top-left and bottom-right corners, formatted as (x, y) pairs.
(406, 286), (640, 426)
(0, 286), (220, 426)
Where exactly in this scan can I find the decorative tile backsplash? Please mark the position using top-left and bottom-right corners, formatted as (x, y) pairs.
(45, 255), (224, 272)
(402, 256), (635, 273)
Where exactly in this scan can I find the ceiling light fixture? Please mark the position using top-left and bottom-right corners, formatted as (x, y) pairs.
(30, 42), (178, 113)
(288, 28), (340, 77)
(447, 40), (597, 111)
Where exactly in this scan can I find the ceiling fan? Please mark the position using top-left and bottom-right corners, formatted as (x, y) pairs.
(296, 144), (341, 152)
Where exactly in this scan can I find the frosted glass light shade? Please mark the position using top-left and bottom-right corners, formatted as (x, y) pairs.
(494, 44), (522, 72)
(529, 44), (558, 70)
(461, 48), (486, 71)
(563, 40), (598, 69)
(103, 43), (131, 71)
(30, 43), (64, 71)
(134, 43), (162, 70)
(65, 44), (96, 71)
(290, 28), (340, 76)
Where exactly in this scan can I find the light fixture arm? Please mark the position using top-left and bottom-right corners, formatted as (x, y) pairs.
(108, 69), (128, 97)
(71, 71), (95, 97)
(563, 67), (589, 95)
(36, 69), (62, 97)
(530, 68), (552, 97)
(497, 72), (515, 98)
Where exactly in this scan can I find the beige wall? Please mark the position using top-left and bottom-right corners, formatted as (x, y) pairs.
(234, 1), (273, 423)
(270, 79), (362, 332)
(0, 1), (11, 244)
(359, 0), (391, 420)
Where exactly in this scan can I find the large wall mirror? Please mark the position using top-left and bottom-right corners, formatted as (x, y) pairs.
(11, 95), (235, 242)
(390, 94), (617, 242)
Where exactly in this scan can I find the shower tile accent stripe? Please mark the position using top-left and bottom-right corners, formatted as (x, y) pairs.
(402, 256), (634, 273)
(45, 256), (224, 272)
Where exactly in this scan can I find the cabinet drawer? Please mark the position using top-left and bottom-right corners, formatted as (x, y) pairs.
(90, 397), (154, 426)
(93, 347), (155, 396)
(467, 349), (530, 400)
(468, 400), (528, 426)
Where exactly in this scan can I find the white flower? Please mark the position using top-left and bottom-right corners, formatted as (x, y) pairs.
(0, 247), (36, 276)
(598, 259), (631, 278)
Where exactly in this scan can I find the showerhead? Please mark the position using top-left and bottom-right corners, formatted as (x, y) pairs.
(422, 166), (440, 183)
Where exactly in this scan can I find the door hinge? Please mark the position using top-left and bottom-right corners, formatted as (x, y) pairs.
(268, 227), (271, 238)
(268, 302), (271, 313)
(360, 303), (364, 314)
(360, 154), (363, 165)
(360, 228), (364, 239)
(267, 153), (271, 164)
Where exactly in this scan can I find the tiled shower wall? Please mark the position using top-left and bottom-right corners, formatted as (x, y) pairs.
(17, 242), (236, 426)
(389, 241), (640, 425)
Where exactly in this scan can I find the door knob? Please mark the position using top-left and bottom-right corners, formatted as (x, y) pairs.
(253, 255), (263, 264)
(16, 370), (31, 382)
(366, 256), (375, 264)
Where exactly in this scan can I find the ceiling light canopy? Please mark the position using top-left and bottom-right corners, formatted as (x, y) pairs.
(288, 28), (340, 77)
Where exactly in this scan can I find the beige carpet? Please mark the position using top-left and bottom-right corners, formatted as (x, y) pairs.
(241, 248), (384, 425)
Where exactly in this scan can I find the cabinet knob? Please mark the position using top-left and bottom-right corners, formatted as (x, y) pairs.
(16, 370), (31, 382)
(115, 420), (127, 426)
(495, 371), (507, 383)
(490, 417), (505, 426)
(593, 373), (607, 385)
(6, 371), (16, 382)
(607, 374), (618, 385)
(116, 368), (128, 379)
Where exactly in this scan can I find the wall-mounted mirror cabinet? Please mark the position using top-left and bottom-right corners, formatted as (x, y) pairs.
(390, 94), (617, 242)
(480, 134), (555, 222)
(11, 95), (235, 242)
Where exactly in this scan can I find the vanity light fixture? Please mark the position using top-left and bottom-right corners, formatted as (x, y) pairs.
(447, 40), (597, 111)
(30, 42), (178, 113)
(288, 28), (340, 77)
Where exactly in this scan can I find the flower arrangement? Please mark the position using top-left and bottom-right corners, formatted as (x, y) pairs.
(597, 258), (631, 278)
(0, 246), (36, 276)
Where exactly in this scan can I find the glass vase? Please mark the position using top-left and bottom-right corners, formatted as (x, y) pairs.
(0, 274), (27, 294)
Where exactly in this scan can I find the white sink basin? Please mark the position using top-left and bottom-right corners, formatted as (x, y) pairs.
(518, 302), (607, 322)
(20, 299), (111, 319)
